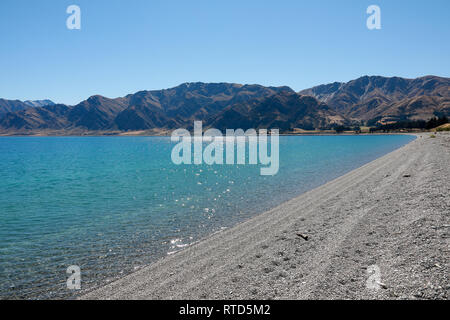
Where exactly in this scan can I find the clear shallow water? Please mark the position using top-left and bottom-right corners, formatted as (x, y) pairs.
(0, 135), (414, 299)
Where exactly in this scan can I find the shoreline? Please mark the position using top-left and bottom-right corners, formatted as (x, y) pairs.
(0, 132), (427, 138)
(82, 133), (449, 300)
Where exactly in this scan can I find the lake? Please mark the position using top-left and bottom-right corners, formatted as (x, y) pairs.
(0, 135), (415, 299)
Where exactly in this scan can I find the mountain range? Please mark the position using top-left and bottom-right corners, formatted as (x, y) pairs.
(299, 75), (449, 124)
(0, 75), (448, 135)
(0, 99), (55, 116)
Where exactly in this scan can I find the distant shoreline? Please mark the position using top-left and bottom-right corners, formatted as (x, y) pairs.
(0, 131), (432, 138)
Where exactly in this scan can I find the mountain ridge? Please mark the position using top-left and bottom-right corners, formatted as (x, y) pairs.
(0, 76), (448, 135)
(0, 99), (55, 116)
(299, 75), (449, 122)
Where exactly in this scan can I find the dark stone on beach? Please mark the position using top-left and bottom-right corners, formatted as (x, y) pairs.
(296, 233), (309, 241)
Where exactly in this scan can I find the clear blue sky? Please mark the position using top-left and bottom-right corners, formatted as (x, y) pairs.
(0, 0), (449, 105)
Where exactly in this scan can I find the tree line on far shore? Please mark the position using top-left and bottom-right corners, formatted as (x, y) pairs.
(368, 116), (449, 133)
(329, 116), (449, 133)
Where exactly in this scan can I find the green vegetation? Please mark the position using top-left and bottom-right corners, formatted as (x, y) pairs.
(369, 116), (449, 133)
(334, 125), (352, 133)
(436, 124), (450, 132)
(426, 116), (449, 129)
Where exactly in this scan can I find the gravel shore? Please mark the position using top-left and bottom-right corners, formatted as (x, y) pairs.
(82, 133), (449, 300)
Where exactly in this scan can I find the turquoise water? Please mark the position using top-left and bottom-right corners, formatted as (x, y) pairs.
(0, 135), (414, 299)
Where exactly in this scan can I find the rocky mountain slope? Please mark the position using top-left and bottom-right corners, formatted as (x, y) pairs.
(208, 91), (345, 131)
(0, 76), (448, 134)
(0, 99), (54, 116)
(0, 83), (296, 133)
(299, 76), (450, 122)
